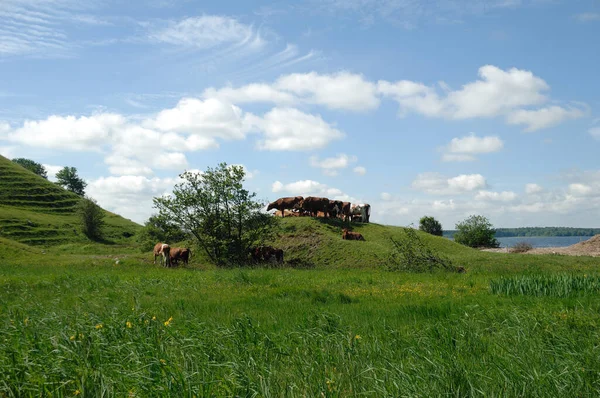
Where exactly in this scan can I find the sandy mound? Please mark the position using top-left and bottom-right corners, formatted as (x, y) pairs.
(481, 235), (600, 257)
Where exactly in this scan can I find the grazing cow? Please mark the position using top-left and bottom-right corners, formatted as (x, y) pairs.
(301, 196), (330, 217)
(153, 242), (171, 267)
(267, 196), (304, 217)
(170, 247), (191, 266)
(350, 203), (371, 223)
(342, 228), (365, 241)
(340, 202), (352, 222)
(251, 245), (284, 263)
(328, 200), (343, 219)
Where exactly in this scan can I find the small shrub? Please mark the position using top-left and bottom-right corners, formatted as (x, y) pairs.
(510, 241), (533, 253)
(387, 227), (454, 272)
(418, 215), (443, 236)
(454, 215), (499, 248)
(76, 197), (105, 240)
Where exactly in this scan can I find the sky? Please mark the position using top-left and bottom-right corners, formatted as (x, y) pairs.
(1, 0), (599, 229)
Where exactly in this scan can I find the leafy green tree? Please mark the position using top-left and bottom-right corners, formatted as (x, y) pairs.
(12, 158), (48, 179)
(136, 214), (188, 252)
(419, 215), (443, 236)
(76, 197), (105, 240)
(454, 215), (499, 248)
(153, 163), (277, 266)
(56, 166), (87, 196)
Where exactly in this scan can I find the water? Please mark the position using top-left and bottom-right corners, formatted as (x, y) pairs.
(495, 236), (593, 248)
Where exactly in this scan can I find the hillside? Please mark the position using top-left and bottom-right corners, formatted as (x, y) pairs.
(0, 155), (140, 245)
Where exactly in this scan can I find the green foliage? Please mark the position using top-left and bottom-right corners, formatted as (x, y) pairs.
(153, 163), (277, 266)
(387, 227), (454, 272)
(419, 215), (443, 236)
(490, 274), (600, 297)
(136, 214), (188, 252)
(445, 227), (600, 238)
(76, 197), (105, 240)
(11, 158), (48, 179)
(454, 214), (499, 248)
(56, 166), (87, 196)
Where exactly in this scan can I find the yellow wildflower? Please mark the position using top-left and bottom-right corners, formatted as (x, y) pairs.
(79, 333), (83, 339)
(354, 335), (361, 340)
(164, 317), (173, 327)
(144, 320), (149, 325)
(70, 335), (75, 341)
(95, 323), (103, 329)
(24, 318), (29, 326)
(74, 390), (81, 396)
(126, 321), (133, 328)
(152, 316), (156, 321)
(160, 359), (166, 365)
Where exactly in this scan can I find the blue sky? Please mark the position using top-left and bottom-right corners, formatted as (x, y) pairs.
(1, 0), (599, 228)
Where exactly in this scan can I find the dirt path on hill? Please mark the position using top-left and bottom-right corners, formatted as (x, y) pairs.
(480, 235), (600, 257)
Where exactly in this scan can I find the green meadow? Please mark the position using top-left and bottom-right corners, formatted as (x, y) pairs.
(2, 155), (600, 396)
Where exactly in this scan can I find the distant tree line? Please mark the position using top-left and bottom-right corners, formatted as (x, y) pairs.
(444, 227), (600, 238)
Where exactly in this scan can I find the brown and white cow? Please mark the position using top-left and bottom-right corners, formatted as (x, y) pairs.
(339, 202), (352, 222)
(250, 245), (284, 263)
(153, 242), (171, 267)
(267, 196), (304, 217)
(170, 247), (191, 266)
(328, 200), (343, 219)
(350, 203), (371, 223)
(301, 196), (330, 217)
(342, 228), (365, 241)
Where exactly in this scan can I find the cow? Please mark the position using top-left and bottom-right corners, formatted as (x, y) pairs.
(339, 202), (352, 222)
(328, 200), (343, 219)
(301, 196), (330, 217)
(342, 228), (365, 241)
(274, 210), (302, 217)
(250, 245), (284, 263)
(267, 196), (304, 217)
(170, 247), (191, 266)
(153, 242), (171, 267)
(350, 203), (371, 223)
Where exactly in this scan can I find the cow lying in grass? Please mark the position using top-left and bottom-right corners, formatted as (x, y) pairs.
(170, 247), (191, 266)
(342, 228), (365, 241)
(153, 242), (171, 267)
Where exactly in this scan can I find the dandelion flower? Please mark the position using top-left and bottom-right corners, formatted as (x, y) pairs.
(152, 316), (156, 321)
(74, 389), (81, 395)
(355, 335), (361, 340)
(24, 318), (29, 326)
(160, 359), (166, 365)
(126, 321), (133, 328)
(95, 324), (103, 329)
(70, 335), (75, 341)
(164, 317), (173, 327)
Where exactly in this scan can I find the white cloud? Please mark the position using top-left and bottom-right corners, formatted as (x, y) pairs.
(43, 164), (63, 181)
(310, 153), (357, 176)
(149, 16), (263, 50)
(475, 190), (517, 202)
(380, 192), (392, 201)
(251, 108), (344, 151)
(203, 84), (296, 105)
(589, 127), (600, 140)
(353, 166), (366, 176)
(525, 183), (543, 194)
(412, 172), (487, 195)
(441, 133), (503, 162)
(87, 175), (180, 224)
(271, 179), (343, 198)
(507, 105), (586, 132)
(569, 183), (593, 196)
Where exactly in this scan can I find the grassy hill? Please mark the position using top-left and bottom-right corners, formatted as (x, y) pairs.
(0, 155), (140, 245)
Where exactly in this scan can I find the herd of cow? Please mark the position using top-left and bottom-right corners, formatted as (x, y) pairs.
(151, 197), (371, 267)
(267, 196), (371, 223)
(153, 243), (191, 268)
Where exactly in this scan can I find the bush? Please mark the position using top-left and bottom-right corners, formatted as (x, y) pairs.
(510, 241), (533, 253)
(418, 215), (443, 236)
(76, 197), (105, 240)
(387, 227), (454, 272)
(454, 215), (499, 248)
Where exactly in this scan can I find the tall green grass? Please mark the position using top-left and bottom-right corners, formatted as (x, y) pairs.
(490, 274), (600, 297)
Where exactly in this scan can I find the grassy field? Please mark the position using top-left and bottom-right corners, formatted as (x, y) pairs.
(2, 158), (600, 396)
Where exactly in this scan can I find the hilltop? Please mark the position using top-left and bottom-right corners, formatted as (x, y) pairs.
(0, 155), (140, 246)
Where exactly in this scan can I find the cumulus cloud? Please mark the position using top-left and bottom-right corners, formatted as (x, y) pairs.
(43, 164), (63, 181)
(589, 127), (600, 140)
(569, 183), (593, 196)
(353, 166), (366, 176)
(441, 133), (503, 162)
(525, 183), (543, 194)
(412, 172), (487, 195)
(310, 153), (357, 176)
(475, 190), (517, 202)
(380, 192), (392, 201)
(507, 105), (586, 132)
(271, 179), (344, 198)
(251, 108), (344, 151)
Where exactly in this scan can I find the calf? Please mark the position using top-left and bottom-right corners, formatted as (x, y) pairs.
(170, 247), (191, 266)
(342, 228), (365, 241)
(153, 242), (172, 267)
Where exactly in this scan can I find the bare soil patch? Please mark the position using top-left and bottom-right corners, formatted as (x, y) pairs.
(480, 235), (600, 257)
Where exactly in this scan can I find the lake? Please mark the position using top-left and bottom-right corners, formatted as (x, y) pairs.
(496, 236), (593, 248)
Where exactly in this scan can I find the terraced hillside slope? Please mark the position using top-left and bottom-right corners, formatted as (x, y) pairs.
(0, 155), (140, 245)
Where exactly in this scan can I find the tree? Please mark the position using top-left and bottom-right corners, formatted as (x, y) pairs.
(12, 158), (48, 179)
(153, 163), (277, 266)
(454, 215), (499, 248)
(56, 166), (87, 196)
(76, 197), (105, 240)
(419, 215), (443, 236)
(136, 214), (188, 252)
